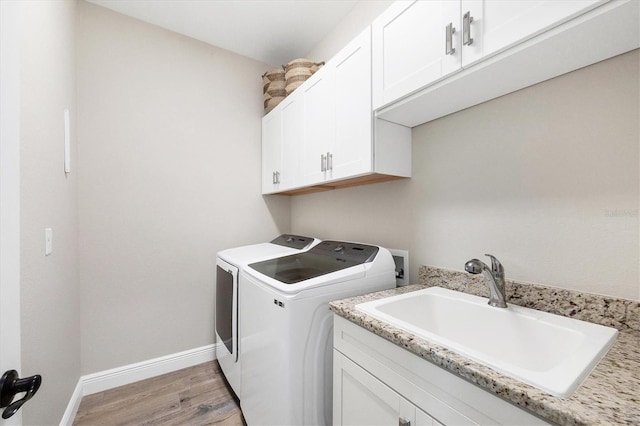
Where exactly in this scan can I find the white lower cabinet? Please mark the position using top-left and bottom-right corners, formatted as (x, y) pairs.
(335, 351), (441, 426)
(333, 315), (551, 426)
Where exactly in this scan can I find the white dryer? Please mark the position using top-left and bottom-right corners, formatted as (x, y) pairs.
(239, 240), (396, 425)
(215, 234), (320, 399)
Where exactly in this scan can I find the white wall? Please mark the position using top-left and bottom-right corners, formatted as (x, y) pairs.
(19, 1), (81, 424)
(292, 3), (639, 300)
(76, 1), (290, 374)
(0, 2), (23, 425)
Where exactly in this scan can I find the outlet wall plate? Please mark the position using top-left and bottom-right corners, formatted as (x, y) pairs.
(388, 248), (409, 287)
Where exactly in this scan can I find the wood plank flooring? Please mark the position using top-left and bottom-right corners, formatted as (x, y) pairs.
(73, 361), (245, 426)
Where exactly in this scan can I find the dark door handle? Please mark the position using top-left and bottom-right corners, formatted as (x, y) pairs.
(0, 370), (42, 419)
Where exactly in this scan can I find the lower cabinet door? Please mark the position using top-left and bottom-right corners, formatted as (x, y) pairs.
(334, 350), (441, 426)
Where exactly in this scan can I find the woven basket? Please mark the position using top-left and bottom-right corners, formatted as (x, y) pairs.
(284, 58), (325, 95)
(262, 68), (286, 114)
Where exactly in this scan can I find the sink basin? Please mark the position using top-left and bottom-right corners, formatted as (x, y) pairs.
(356, 287), (618, 398)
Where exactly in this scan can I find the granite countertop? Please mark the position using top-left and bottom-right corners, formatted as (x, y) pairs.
(329, 269), (640, 426)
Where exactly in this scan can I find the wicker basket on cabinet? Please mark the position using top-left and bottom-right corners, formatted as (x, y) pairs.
(284, 58), (324, 95)
(262, 68), (286, 114)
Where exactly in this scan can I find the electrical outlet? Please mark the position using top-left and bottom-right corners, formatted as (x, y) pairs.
(388, 248), (409, 287)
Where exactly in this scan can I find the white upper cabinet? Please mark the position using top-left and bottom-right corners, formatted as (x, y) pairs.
(261, 105), (282, 194)
(461, 0), (605, 67)
(263, 26), (411, 195)
(372, 0), (612, 112)
(279, 91), (303, 190)
(262, 90), (302, 194)
(302, 27), (372, 186)
(301, 67), (335, 186)
(372, 1), (461, 110)
(331, 26), (372, 181)
(263, 0), (637, 194)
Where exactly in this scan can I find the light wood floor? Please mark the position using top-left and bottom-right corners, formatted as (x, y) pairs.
(73, 361), (244, 426)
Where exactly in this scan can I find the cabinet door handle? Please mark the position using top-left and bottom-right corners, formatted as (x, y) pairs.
(445, 22), (456, 55)
(272, 171), (275, 184)
(463, 11), (474, 46)
(320, 154), (326, 172)
(327, 152), (333, 171)
(275, 171), (280, 184)
(398, 417), (411, 426)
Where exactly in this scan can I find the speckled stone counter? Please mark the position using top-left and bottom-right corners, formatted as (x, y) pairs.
(329, 266), (640, 425)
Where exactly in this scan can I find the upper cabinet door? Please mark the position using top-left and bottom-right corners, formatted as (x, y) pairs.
(461, 0), (606, 66)
(279, 91), (302, 190)
(332, 28), (372, 181)
(372, 0), (461, 110)
(301, 68), (335, 186)
(261, 108), (281, 194)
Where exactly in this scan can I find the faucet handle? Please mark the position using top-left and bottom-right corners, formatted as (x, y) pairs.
(484, 254), (503, 275)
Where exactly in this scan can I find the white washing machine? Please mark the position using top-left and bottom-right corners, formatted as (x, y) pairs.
(239, 240), (396, 425)
(215, 234), (320, 399)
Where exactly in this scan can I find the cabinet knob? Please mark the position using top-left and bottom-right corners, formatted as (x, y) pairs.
(398, 417), (411, 426)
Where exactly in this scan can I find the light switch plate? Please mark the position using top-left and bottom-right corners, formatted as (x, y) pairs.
(45, 228), (52, 256)
(64, 109), (70, 174)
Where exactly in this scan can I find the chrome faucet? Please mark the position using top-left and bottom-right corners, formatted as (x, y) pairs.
(465, 254), (508, 308)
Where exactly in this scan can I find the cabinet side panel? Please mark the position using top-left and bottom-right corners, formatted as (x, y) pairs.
(374, 119), (412, 177)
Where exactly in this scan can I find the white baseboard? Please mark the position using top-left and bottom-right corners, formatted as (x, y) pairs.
(59, 379), (83, 426)
(60, 343), (223, 425)
(81, 343), (218, 396)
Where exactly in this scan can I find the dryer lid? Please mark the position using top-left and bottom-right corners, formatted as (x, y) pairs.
(248, 241), (379, 285)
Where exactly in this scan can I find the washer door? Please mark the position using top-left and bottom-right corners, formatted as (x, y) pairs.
(216, 257), (238, 361)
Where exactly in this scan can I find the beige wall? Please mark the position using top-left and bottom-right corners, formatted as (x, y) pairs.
(76, 1), (290, 374)
(20, 1), (80, 424)
(306, 0), (392, 62)
(291, 49), (639, 300)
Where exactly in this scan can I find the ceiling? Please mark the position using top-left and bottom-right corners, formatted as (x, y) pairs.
(87, 0), (358, 66)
